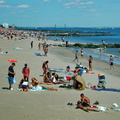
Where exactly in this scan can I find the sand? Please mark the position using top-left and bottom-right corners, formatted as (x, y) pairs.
(0, 35), (120, 120)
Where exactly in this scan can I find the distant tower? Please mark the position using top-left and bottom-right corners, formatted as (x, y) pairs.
(64, 24), (66, 28)
(55, 24), (56, 28)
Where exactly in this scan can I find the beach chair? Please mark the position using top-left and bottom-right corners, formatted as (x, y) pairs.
(98, 74), (106, 89)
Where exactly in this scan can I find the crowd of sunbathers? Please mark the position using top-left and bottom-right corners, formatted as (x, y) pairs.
(18, 77), (58, 92)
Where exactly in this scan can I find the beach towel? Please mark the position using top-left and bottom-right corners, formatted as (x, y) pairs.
(30, 85), (43, 91)
(92, 88), (120, 92)
(34, 53), (44, 56)
(48, 68), (63, 72)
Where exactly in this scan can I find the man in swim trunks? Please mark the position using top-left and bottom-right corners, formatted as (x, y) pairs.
(73, 50), (79, 62)
(76, 101), (99, 112)
(109, 55), (114, 69)
(80, 93), (90, 107)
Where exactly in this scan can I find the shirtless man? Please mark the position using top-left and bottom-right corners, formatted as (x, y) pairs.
(109, 55), (114, 69)
(76, 101), (99, 112)
(73, 50), (79, 62)
(80, 93), (90, 107)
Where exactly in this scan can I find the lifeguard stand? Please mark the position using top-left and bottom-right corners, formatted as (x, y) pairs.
(98, 74), (106, 89)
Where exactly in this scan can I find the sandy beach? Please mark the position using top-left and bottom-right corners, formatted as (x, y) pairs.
(0, 35), (120, 120)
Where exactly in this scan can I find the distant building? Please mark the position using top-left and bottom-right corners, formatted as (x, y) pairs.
(2, 23), (9, 28)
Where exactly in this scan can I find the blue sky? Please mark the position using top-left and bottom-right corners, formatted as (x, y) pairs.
(0, 0), (120, 27)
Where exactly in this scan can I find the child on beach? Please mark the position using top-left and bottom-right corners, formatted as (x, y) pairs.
(18, 79), (30, 92)
(22, 64), (30, 81)
(73, 50), (79, 62)
(80, 48), (84, 58)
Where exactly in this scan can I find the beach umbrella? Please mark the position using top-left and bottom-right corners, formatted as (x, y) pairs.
(75, 75), (86, 90)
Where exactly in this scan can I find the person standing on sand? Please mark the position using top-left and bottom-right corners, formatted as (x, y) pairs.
(22, 64), (30, 81)
(73, 50), (79, 62)
(44, 45), (48, 56)
(88, 55), (93, 71)
(109, 55), (114, 69)
(38, 43), (41, 50)
(42, 61), (49, 76)
(80, 48), (84, 58)
(8, 63), (16, 90)
(31, 41), (33, 49)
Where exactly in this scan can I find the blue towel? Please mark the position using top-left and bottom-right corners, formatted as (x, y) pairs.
(92, 88), (120, 92)
(34, 53), (44, 56)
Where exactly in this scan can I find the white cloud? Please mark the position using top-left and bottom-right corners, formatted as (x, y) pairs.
(0, 0), (5, 4)
(64, 2), (78, 6)
(0, 5), (10, 8)
(64, 1), (94, 7)
(17, 5), (29, 8)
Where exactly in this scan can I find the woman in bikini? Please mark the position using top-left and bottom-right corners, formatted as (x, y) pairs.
(88, 55), (93, 71)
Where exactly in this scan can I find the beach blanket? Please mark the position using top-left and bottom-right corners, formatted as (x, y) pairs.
(29, 85), (43, 91)
(92, 88), (120, 92)
(48, 68), (63, 72)
(12, 47), (23, 50)
(34, 53), (44, 56)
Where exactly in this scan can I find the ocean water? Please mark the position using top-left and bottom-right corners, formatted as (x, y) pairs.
(69, 48), (120, 66)
(44, 27), (120, 65)
(46, 27), (120, 44)
(18, 27), (120, 65)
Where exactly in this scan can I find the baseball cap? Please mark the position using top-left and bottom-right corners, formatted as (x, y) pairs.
(12, 63), (16, 66)
(24, 63), (27, 66)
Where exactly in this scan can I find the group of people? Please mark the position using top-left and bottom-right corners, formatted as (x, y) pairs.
(18, 77), (57, 91)
(73, 49), (93, 71)
(7, 63), (30, 91)
(31, 40), (49, 56)
(73, 49), (84, 62)
(7, 60), (65, 91)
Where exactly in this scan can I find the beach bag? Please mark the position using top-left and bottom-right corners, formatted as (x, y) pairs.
(13, 78), (16, 84)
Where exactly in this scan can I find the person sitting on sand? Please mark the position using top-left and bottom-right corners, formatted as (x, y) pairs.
(30, 77), (57, 91)
(80, 93), (90, 107)
(18, 79), (30, 92)
(51, 73), (64, 84)
(76, 101), (99, 112)
(31, 77), (53, 85)
(43, 72), (54, 84)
